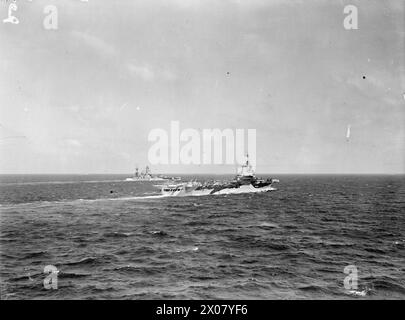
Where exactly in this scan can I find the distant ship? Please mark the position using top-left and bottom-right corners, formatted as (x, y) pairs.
(125, 166), (168, 182)
(160, 154), (279, 196)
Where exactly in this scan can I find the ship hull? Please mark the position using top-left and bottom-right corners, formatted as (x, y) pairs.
(161, 184), (276, 197)
(215, 184), (276, 195)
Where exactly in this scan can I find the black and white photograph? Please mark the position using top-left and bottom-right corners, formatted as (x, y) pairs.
(0, 0), (404, 304)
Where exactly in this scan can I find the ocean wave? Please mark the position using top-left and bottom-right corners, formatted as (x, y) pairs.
(9, 272), (43, 282)
(345, 289), (370, 297)
(174, 246), (200, 253)
(62, 257), (99, 266)
(298, 285), (336, 295)
(21, 250), (49, 259)
(58, 272), (92, 279)
(251, 222), (279, 229)
(0, 193), (169, 208)
(112, 265), (169, 275)
(150, 230), (168, 236)
(366, 278), (405, 294)
(103, 232), (133, 238)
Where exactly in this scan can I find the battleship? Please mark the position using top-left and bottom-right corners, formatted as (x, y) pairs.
(125, 166), (168, 182)
(160, 155), (279, 196)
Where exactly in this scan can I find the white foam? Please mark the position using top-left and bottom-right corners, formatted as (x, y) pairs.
(347, 289), (368, 297)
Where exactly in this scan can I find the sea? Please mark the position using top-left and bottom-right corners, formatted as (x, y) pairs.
(0, 174), (404, 300)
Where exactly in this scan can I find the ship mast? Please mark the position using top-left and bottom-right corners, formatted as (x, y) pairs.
(238, 154), (254, 177)
(135, 166), (139, 177)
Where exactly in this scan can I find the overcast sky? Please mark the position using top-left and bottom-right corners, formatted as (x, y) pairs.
(0, 0), (404, 174)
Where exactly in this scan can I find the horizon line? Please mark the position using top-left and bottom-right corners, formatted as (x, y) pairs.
(0, 172), (404, 176)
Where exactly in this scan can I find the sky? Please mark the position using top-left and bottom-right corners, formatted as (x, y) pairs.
(0, 0), (404, 174)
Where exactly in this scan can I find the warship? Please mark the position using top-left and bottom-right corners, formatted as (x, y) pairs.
(160, 155), (279, 196)
(125, 166), (182, 182)
(125, 166), (167, 182)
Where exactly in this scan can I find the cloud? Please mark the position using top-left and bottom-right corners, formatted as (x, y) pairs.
(63, 139), (82, 148)
(127, 63), (177, 82)
(71, 31), (117, 57)
(169, 0), (204, 8)
(333, 72), (398, 104)
(346, 75), (386, 92)
(127, 63), (155, 81)
(169, 0), (302, 9)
